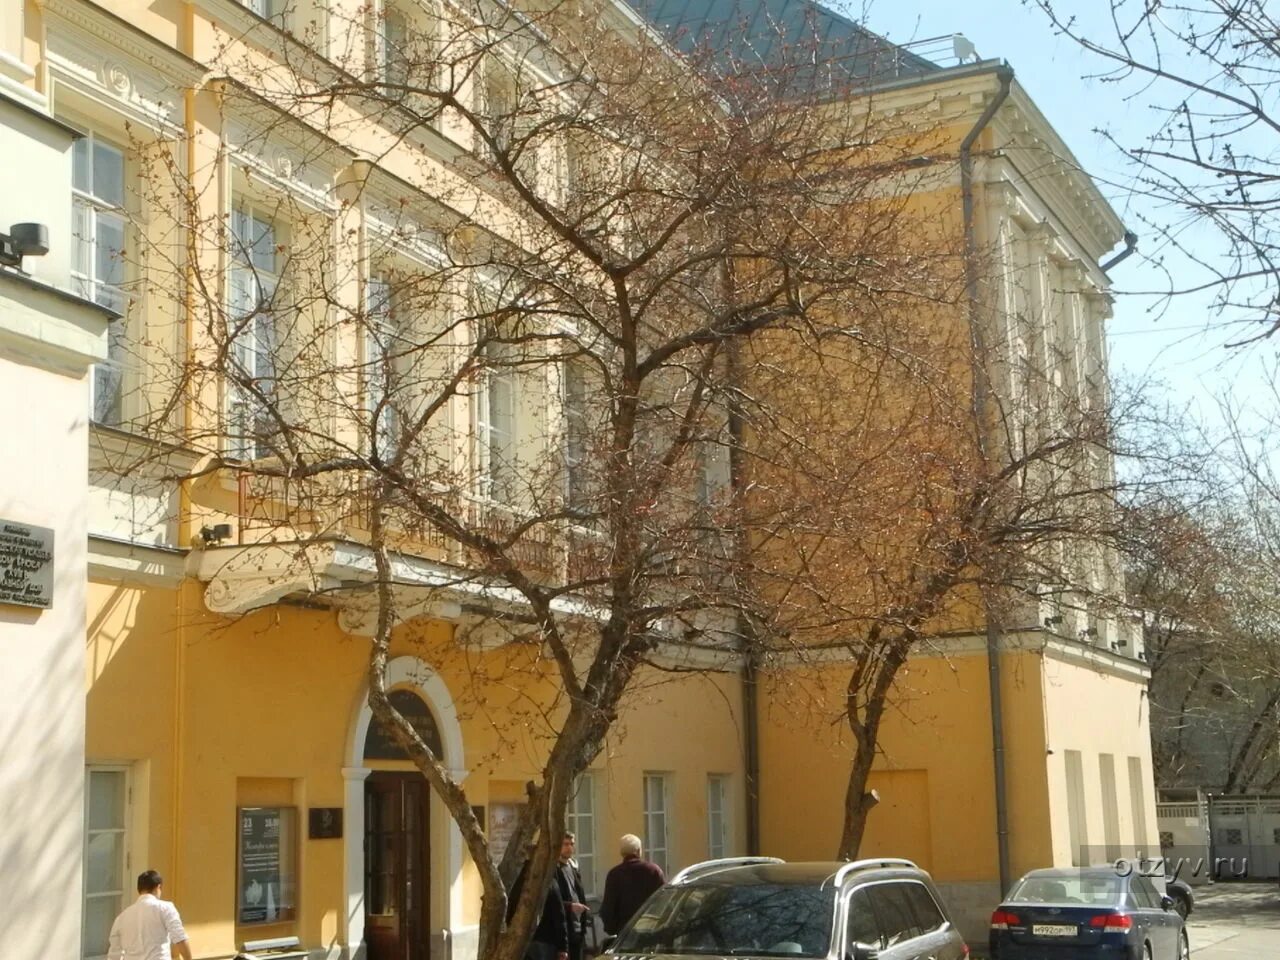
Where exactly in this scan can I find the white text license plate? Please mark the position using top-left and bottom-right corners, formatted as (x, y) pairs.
(1032, 924), (1078, 937)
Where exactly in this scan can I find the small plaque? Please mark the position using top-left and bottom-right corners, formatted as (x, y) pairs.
(308, 807), (343, 839)
(0, 520), (54, 610)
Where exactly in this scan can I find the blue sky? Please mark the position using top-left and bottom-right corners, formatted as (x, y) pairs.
(858, 0), (1277, 431)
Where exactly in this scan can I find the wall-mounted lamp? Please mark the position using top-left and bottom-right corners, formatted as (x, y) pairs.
(1044, 614), (1064, 627)
(1080, 626), (1099, 639)
(0, 222), (49, 270)
(197, 523), (234, 547)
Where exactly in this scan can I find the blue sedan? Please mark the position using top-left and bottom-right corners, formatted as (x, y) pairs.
(989, 867), (1189, 959)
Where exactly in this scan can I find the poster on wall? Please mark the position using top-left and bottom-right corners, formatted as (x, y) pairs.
(488, 802), (527, 868)
(238, 807), (297, 924)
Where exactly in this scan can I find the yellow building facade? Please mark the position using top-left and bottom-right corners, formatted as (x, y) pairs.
(1, 0), (1157, 957)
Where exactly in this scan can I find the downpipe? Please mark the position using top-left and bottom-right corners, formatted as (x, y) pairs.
(960, 64), (1015, 898)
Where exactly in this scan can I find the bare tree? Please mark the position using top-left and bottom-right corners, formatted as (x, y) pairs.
(1032, 0), (1280, 343)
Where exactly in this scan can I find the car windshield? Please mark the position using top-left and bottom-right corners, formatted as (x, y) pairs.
(1008, 875), (1124, 906)
(613, 882), (837, 957)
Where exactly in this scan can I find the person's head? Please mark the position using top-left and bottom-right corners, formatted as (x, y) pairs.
(137, 870), (163, 895)
(620, 834), (642, 859)
(560, 832), (576, 861)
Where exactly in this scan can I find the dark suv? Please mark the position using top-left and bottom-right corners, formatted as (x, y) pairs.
(606, 857), (968, 960)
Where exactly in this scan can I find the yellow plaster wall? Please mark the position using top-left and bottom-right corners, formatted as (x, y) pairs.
(86, 575), (749, 951)
(758, 649), (1053, 882)
(593, 668), (747, 878)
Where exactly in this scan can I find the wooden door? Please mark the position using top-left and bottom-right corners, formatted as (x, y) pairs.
(365, 773), (430, 960)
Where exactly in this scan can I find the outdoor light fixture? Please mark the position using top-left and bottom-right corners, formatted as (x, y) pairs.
(1043, 614), (1064, 627)
(0, 222), (50, 269)
(198, 523), (234, 546)
(1080, 626), (1099, 639)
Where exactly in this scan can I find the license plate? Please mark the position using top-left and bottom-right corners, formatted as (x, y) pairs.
(1032, 924), (1078, 937)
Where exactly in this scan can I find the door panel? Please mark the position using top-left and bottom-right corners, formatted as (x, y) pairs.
(366, 773), (430, 960)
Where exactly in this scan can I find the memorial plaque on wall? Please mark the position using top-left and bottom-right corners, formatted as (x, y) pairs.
(363, 689), (444, 760)
(308, 807), (343, 839)
(0, 520), (54, 609)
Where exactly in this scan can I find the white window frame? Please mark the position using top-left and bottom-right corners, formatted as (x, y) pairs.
(475, 339), (518, 502)
(643, 772), (671, 875)
(563, 358), (593, 512)
(71, 128), (129, 424)
(244, 0), (289, 29)
(366, 273), (403, 457)
(82, 765), (131, 960)
(707, 774), (729, 860)
(227, 201), (282, 461)
(379, 4), (409, 87)
(567, 773), (598, 897)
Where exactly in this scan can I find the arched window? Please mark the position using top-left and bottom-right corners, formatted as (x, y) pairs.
(363, 688), (444, 761)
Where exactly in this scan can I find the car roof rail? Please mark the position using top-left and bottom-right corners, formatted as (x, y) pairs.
(831, 858), (919, 888)
(670, 857), (787, 885)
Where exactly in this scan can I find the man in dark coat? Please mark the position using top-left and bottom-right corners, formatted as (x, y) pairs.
(556, 833), (590, 960)
(508, 856), (570, 960)
(599, 834), (666, 936)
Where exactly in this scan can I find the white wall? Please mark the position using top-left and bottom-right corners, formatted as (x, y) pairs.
(0, 92), (108, 960)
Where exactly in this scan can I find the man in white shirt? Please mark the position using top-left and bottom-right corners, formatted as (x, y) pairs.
(108, 870), (193, 960)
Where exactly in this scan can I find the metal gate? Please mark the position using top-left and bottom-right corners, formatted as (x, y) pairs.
(1158, 795), (1280, 880)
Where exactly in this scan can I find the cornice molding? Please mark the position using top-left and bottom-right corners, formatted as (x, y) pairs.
(44, 0), (207, 88)
(88, 535), (187, 586)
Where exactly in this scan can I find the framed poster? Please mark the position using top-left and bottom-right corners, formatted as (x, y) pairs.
(488, 802), (526, 868)
(237, 807), (298, 924)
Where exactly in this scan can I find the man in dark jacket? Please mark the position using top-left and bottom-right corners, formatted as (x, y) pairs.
(556, 833), (590, 960)
(599, 834), (666, 936)
(508, 856), (569, 960)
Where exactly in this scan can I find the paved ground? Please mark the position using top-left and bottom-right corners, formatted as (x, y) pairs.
(1186, 882), (1280, 958)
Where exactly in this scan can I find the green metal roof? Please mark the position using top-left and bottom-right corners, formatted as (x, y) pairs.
(628, 0), (940, 86)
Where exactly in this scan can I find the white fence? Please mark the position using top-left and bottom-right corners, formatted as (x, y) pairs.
(1157, 796), (1280, 882)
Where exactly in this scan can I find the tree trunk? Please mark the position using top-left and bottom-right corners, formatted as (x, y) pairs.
(837, 635), (909, 860)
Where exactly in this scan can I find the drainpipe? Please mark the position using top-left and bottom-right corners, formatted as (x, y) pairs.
(1101, 231), (1138, 274)
(723, 253), (761, 856)
(960, 64), (1015, 898)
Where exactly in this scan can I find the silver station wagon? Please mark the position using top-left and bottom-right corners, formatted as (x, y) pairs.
(606, 857), (969, 960)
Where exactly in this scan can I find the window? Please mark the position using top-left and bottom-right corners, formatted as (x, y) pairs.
(568, 774), (598, 897)
(476, 340), (518, 501)
(245, 0), (288, 28)
(227, 204), (281, 460)
(1009, 874), (1124, 905)
(72, 130), (129, 424)
(83, 767), (129, 960)
(614, 882), (836, 957)
(1130, 875), (1160, 910)
(706, 775), (729, 860)
(865, 883), (919, 948)
(643, 773), (670, 874)
(845, 888), (880, 950)
(380, 6), (409, 87)
(563, 359), (589, 511)
(236, 806), (298, 923)
(366, 275), (402, 457)
(900, 883), (945, 935)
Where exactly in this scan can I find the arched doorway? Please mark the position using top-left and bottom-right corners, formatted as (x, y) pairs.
(344, 658), (467, 960)
(363, 690), (443, 960)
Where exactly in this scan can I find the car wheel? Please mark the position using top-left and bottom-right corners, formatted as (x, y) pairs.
(1178, 930), (1190, 960)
